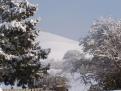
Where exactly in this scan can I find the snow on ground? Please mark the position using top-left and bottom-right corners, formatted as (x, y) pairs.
(38, 31), (88, 91)
(65, 73), (90, 91)
(0, 88), (2, 91)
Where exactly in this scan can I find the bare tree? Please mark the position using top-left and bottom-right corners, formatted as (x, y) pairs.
(80, 18), (121, 90)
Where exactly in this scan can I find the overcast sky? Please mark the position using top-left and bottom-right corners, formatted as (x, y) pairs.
(30, 0), (121, 40)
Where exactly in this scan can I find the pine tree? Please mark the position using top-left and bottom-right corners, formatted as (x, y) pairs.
(0, 0), (50, 88)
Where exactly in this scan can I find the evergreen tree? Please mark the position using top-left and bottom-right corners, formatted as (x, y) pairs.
(0, 0), (50, 88)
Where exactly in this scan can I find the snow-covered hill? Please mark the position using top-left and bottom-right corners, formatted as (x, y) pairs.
(38, 31), (81, 60)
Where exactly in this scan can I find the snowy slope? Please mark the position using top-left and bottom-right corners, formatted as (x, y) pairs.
(37, 31), (81, 60)
(37, 31), (89, 91)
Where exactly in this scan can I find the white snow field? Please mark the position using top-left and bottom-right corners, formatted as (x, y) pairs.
(0, 88), (2, 91)
(38, 31), (89, 91)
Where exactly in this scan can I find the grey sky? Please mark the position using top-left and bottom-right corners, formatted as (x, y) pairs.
(30, 0), (121, 40)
